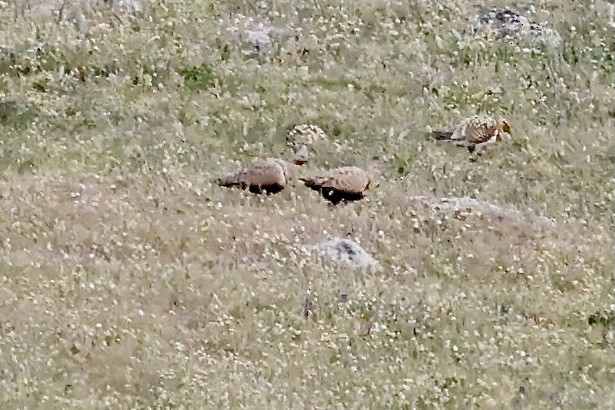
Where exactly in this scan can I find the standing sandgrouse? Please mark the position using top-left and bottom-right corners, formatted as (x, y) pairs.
(431, 115), (511, 153)
(300, 166), (371, 205)
(217, 147), (308, 194)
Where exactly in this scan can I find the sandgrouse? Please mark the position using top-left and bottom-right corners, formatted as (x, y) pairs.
(431, 115), (511, 153)
(286, 124), (328, 149)
(217, 146), (308, 194)
(300, 166), (371, 205)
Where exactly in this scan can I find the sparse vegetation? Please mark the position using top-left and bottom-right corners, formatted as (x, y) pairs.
(0, 0), (613, 408)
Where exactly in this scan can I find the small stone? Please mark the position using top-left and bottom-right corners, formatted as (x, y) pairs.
(308, 238), (381, 269)
(467, 7), (561, 48)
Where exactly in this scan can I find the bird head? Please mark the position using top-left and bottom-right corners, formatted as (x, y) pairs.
(364, 162), (382, 190)
(498, 117), (511, 134)
(497, 117), (512, 142)
(292, 145), (309, 166)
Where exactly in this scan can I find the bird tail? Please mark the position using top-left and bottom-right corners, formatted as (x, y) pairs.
(299, 177), (319, 190)
(431, 131), (454, 141)
(217, 173), (244, 188)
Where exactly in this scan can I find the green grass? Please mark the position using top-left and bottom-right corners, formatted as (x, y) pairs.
(0, 0), (613, 408)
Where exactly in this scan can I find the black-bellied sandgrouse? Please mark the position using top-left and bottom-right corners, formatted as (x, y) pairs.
(300, 166), (371, 205)
(431, 115), (511, 153)
(217, 147), (308, 194)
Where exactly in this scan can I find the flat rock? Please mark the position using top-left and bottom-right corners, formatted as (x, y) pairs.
(411, 196), (557, 228)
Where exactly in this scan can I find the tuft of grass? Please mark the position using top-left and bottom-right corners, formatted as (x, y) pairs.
(180, 63), (217, 91)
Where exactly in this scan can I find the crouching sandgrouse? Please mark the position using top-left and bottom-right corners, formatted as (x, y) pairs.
(217, 146), (308, 194)
(431, 115), (511, 153)
(300, 166), (371, 205)
(286, 124), (328, 149)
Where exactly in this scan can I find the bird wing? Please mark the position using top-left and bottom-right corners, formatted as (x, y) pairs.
(464, 122), (497, 144)
(217, 167), (249, 187)
(287, 124), (328, 147)
(246, 159), (287, 187)
(307, 167), (369, 194)
(453, 116), (497, 144)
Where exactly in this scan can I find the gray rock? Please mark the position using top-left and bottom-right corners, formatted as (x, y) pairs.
(410, 196), (557, 228)
(471, 8), (532, 38)
(112, 0), (143, 15)
(467, 7), (561, 48)
(246, 29), (272, 53)
(241, 23), (294, 57)
(308, 238), (381, 270)
(24, 0), (143, 25)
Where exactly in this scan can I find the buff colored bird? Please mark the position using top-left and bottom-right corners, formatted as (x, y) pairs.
(431, 115), (511, 153)
(286, 124), (328, 149)
(300, 166), (371, 205)
(217, 146), (308, 194)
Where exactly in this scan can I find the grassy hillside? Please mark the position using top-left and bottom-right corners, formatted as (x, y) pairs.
(0, 0), (613, 408)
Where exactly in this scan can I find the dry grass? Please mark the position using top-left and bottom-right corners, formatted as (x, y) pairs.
(0, 0), (613, 408)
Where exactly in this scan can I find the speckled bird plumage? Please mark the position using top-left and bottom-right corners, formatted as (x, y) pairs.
(286, 124), (328, 148)
(300, 166), (371, 204)
(217, 148), (308, 194)
(432, 115), (511, 153)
